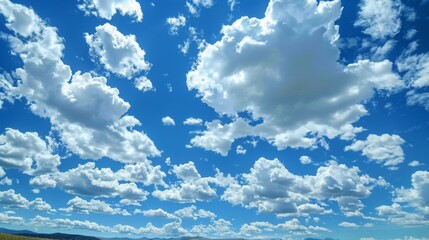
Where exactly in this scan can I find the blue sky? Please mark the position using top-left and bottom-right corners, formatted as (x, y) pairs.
(0, 0), (428, 239)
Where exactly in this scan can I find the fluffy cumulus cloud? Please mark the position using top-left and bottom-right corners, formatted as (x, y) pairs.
(134, 76), (154, 92)
(162, 116), (176, 126)
(116, 162), (166, 186)
(135, 208), (176, 219)
(166, 15), (186, 35)
(186, 0), (214, 15)
(187, 0), (403, 155)
(222, 157), (378, 217)
(85, 23), (151, 79)
(354, 0), (402, 39)
(153, 161), (217, 203)
(0, 189), (30, 209)
(60, 196), (129, 215)
(0, 128), (60, 175)
(30, 215), (111, 233)
(174, 205), (216, 220)
(0, 0), (161, 166)
(376, 171), (429, 226)
(78, 0), (143, 21)
(30, 198), (56, 213)
(30, 162), (148, 203)
(183, 117), (203, 126)
(240, 219), (330, 237)
(345, 134), (405, 167)
(299, 155), (312, 165)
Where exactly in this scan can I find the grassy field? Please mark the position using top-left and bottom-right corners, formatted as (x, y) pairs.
(0, 233), (46, 240)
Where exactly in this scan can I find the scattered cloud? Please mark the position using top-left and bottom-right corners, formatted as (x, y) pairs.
(0, 128), (60, 175)
(85, 23), (151, 79)
(166, 15), (186, 35)
(60, 196), (129, 215)
(345, 134), (405, 167)
(354, 0), (402, 39)
(162, 116), (176, 126)
(153, 161), (217, 203)
(299, 155), (312, 165)
(183, 117), (203, 126)
(0, 0), (161, 165)
(78, 0), (143, 21)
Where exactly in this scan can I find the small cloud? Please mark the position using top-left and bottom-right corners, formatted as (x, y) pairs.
(166, 15), (186, 35)
(183, 117), (203, 126)
(162, 116), (176, 126)
(236, 145), (246, 155)
(299, 155), (312, 165)
(408, 160), (422, 167)
(134, 76), (155, 92)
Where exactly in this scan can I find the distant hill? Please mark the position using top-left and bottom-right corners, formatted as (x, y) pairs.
(0, 227), (245, 240)
(0, 228), (100, 240)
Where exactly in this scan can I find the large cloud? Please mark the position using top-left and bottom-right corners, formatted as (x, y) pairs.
(60, 196), (129, 215)
(222, 157), (379, 217)
(0, 0), (161, 165)
(153, 161), (217, 203)
(85, 23), (151, 79)
(0, 128), (60, 175)
(376, 171), (429, 226)
(78, 0), (143, 21)
(345, 134), (405, 167)
(30, 162), (148, 203)
(186, 0), (403, 155)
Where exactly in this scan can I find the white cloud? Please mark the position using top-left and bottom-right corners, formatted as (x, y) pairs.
(166, 15), (186, 35)
(354, 0), (402, 39)
(186, 0), (214, 15)
(153, 161), (217, 203)
(408, 160), (422, 167)
(228, 0), (238, 11)
(221, 157), (377, 216)
(183, 117), (203, 126)
(30, 162), (148, 202)
(60, 196), (128, 215)
(0, 0), (161, 165)
(339, 221), (359, 228)
(376, 203), (429, 226)
(0, 74), (16, 109)
(190, 219), (235, 238)
(0, 128), (60, 175)
(30, 198), (56, 213)
(345, 134), (405, 166)
(186, 0), (403, 155)
(0, 177), (12, 186)
(0, 212), (24, 225)
(397, 52), (429, 88)
(134, 76), (154, 92)
(371, 40), (396, 61)
(116, 162), (166, 186)
(299, 155), (312, 165)
(135, 208), (176, 219)
(376, 171), (429, 226)
(78, 0), (143, 21)
(162, 116), (176, 126)
(395, 171), (429, 214)
(236, 145), (246, 155)
(85, 23), (151, 79)
(406, 91), (429, 111)
(30, 215), (111, 232)
(174, 205), (216, 220)
(0, 189), (29, 209)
